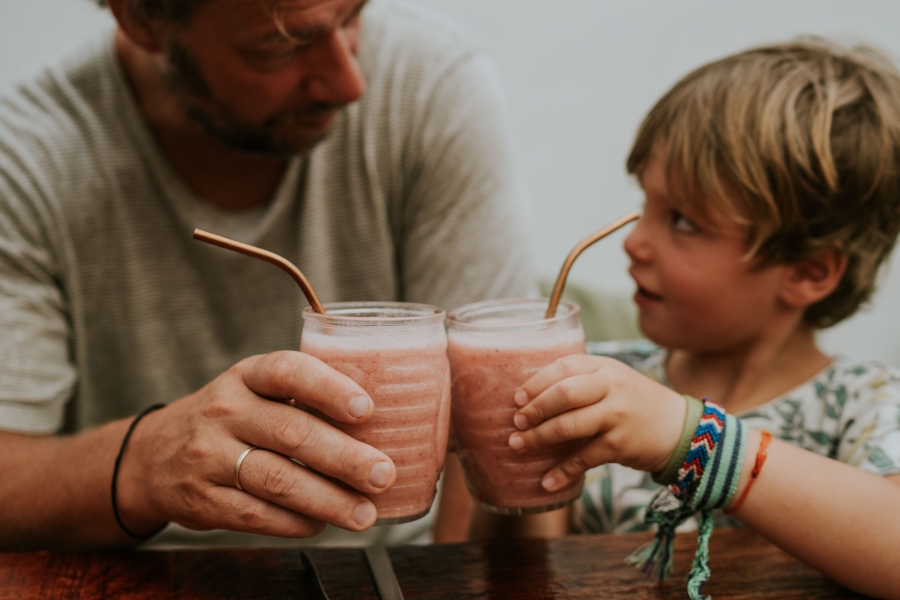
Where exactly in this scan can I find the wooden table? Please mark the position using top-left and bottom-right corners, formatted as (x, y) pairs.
(0, 528), (866, 599)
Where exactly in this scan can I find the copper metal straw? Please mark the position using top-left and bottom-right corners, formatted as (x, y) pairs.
(545, 211), (640, 319)
(192, 228), (326, 314)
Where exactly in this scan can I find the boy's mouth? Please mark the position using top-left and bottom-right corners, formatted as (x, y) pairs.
(634, 285), (663, 305)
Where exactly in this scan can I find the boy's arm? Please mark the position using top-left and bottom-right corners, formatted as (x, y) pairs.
(724, 432), (900, 600)
(432, 454), (570, 543)
(467, 505), (570, 542)
(432, 454), (474, 543)
(511, 355), (900, 600)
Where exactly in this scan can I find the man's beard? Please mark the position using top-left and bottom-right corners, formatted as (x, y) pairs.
(164, 41), (340, 157)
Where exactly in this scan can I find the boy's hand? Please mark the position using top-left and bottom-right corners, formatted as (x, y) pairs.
(508, 355), (686, 492)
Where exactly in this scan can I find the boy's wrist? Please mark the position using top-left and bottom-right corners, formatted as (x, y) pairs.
(652, 395), (704, 485)
(723, 428), (763, 514)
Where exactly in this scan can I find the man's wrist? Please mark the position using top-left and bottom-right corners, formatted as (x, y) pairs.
(114, 406), (169, 538)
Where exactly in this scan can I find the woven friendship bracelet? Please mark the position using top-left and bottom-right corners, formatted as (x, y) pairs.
(684, 413), (747, 600)
(691, 413), (747, 512)
(653, 395), (704, 486)
(669, 400), (726, 500)
(628, 399), (748, 600)
(724, 430), (772, 515)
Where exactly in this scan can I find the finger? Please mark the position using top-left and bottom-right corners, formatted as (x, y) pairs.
(233, 398), (397, 495)
(513, 371), (609, 430)
(239, 351), (375, 424)
(231, 447), (379, 532)
(540, 440), (619, 492)
(514, 354), (604, 407)
(183, 485), (330, 538)
(509, 403), (608, 452)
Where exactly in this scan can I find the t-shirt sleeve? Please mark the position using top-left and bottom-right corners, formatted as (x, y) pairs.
(397, 52), (537, 310)
(835, 364), (900, 476)
(0, 167), (75, 434)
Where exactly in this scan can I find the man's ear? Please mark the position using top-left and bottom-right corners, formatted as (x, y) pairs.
(780, 247), (848, 309)
(106, 0), (166, 53)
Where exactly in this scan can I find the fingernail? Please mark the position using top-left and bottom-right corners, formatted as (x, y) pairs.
(513, 413), (529, 430)
(542, 475), (559, 491)
(369, 461), (392, 488)
(353, 502), (377, 527)
(348, 395), (371, 419)
(514, 390), (528, 406)
(509, 434), (525, 451)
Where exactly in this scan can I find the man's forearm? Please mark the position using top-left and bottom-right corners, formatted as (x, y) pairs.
(0, 422), (139, 550)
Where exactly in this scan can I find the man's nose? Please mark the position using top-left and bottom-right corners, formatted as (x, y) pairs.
(303, 29), (366, 105)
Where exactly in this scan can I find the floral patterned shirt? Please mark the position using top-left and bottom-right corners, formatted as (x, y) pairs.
(571, 341), (900, 534)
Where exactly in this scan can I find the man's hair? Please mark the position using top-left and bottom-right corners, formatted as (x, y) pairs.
(93, 0), (209, 24)
(94, 0), (295, 33)
(628, 38), (900, 328)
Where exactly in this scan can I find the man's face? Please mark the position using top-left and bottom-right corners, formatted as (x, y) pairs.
(163, 0), (367, 156)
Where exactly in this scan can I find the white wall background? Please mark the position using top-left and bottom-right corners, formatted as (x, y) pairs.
(2, 1), (900, 364)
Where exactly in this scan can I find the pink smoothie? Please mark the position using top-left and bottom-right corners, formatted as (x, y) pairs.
(300, 329), (451, 524)
(448, 302), (586, 514)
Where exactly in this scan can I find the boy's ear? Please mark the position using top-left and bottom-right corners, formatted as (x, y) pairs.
(107, 0), (166, 53)
(780, 247), (848, 309)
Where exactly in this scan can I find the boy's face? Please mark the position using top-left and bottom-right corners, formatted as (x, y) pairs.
(624, 156), (792, 353)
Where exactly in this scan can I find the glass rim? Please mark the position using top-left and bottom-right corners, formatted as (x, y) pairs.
(446, 297), (580, 333)
(302, 301), (446, 327)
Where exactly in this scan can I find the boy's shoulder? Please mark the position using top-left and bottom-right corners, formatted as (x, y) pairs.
(757, 356), (900, 414)
(586, 340), (668, 384)
(742, 356), (900, 475)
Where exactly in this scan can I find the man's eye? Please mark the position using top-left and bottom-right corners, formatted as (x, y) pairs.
(272, 47), (300, 61)
(245, 45), (305, 70)
(247, 37), (314, 65)
(672, 210), (699, 233)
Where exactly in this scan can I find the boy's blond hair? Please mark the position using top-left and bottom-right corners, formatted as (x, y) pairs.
(627, 38), (900, 328)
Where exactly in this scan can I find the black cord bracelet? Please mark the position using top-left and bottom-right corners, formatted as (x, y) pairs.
(111, 403), (168, 540)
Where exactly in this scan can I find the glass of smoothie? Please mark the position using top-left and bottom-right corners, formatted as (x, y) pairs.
(447, 298), (586, 514)
(300, 302), (451, 524)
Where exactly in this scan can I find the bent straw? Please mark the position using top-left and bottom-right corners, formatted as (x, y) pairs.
(192, 228), (326, 315)
(545, 211), (640, 319)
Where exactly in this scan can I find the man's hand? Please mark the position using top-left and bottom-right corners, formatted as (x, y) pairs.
(115, 351), (397, 537)
(507, 355), (686, 492)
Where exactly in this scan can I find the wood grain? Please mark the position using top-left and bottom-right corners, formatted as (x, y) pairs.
(0, 529), (866, 599)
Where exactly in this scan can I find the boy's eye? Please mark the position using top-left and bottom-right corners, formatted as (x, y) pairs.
(671, 210), (699, 233)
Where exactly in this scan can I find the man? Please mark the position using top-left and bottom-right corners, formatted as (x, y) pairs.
(0, 0), (532, 549)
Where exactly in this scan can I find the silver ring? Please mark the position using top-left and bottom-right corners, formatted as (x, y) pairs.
(233, 446), (259, 491)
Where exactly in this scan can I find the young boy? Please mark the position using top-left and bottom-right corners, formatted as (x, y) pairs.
(500, 39), (900, 599)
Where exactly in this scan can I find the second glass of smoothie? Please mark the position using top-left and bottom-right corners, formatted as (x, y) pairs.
(447, 298), (587, 514)
(300, 302), (451, 524)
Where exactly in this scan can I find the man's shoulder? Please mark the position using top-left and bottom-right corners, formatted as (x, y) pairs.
(2, 33), (120, 134)
(0, 31), (126, 200)
(360, 1), (482, 77)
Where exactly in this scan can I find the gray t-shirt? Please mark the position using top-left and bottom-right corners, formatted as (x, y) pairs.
(0, 2), (534, 546)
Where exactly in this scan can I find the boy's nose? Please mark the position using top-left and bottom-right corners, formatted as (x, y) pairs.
(623, 213), (652, 263)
